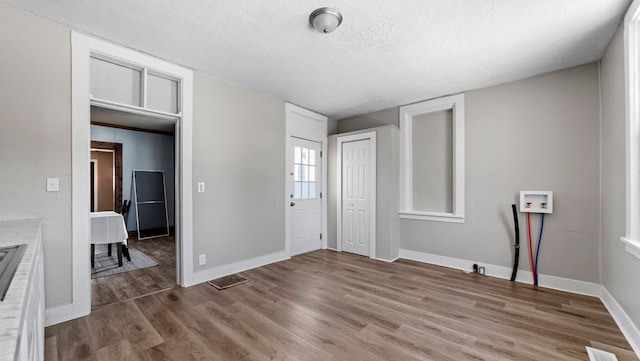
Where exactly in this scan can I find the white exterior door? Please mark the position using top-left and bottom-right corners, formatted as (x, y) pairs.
(290, 137), (322, 255)
(342, 139), (371, 256)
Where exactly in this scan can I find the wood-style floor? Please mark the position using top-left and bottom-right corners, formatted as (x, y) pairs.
(91, 234), (176, 309)
(46, 250), (638, 361)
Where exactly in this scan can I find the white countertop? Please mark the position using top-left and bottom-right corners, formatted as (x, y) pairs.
(0, 219), (42, 361)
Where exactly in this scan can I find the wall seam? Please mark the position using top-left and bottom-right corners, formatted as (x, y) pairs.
(597, 59), (604, 285)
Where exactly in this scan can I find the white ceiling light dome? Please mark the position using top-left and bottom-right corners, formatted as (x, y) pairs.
(309, 7), (343, 34)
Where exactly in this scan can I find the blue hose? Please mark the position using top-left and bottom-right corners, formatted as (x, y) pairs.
(534, 213), (544, 286)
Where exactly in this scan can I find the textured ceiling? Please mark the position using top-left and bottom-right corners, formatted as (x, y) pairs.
(2, 0), (631, 119)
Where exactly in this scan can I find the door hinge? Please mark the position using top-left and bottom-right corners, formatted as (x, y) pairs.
(320, 233), (322, 240)
(320, 192), (322, 199)
(320, 151), (323, 157)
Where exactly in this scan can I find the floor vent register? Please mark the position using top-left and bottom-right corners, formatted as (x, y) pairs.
(208, 274), (249, 290)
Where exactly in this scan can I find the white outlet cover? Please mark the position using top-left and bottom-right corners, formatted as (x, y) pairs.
(197, 182), (205, 193)
(46, 177), (60, 192)
(199, 254), (206, 265)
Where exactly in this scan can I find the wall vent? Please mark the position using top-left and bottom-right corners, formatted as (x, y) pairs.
(586, 346), (618, 361)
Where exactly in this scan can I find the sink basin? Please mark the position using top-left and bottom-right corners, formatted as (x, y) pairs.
(0, 244), (27, 301)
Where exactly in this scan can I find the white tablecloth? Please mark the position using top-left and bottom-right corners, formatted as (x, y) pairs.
(90, 211), (128, 246)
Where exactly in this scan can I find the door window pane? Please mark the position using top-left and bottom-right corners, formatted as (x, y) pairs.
(293, 145), (318, 200)
(294, 147), (302, 163)
(309, 149), (316, 165)
(294, 164), (301, 181)
(294, 182), (302, 199)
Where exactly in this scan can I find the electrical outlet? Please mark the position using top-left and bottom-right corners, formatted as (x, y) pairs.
(46, 177), (60, 192)
(197, 182), (205, 193)
(199, 254), (206, 266)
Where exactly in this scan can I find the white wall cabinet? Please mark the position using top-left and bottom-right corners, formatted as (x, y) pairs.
(0, 220), (45, 361)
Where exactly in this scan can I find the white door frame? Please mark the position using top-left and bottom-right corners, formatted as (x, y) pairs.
(284, 103), (328, 255)
(90, 159), (98, 212)
(336, 132), (376, 258)
(53, 32), (194, 325)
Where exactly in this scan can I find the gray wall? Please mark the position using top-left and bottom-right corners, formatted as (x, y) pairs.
(380, 126), (401, 260)
(328, 136), (338, 248)
(328, 125), (400, 261)
(338, 107), (399, 133)
(338, 64), (601, 282)
(403, 63), (601, 282)
(193, 71), (286, 272)
(400, 63), (600, 282)
(412, 110), (453, 213)
(0, 4), (288, 309)
(328, 117), (338, 135)
(0, 4), (72, 308)
(600, 27), (640, 327)
(90, 125), (175, 230)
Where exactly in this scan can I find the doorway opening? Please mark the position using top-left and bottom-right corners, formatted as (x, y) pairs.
(89, 113), (177, 309)
(284, 103), (328, 257)
(90, 141), (123, 212)
(59, 31), (194, 325)
(290, 137), (323, 255)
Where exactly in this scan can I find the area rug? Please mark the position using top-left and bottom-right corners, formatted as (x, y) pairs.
(91, 246), (158, 279)
(208, 274), (249, 290)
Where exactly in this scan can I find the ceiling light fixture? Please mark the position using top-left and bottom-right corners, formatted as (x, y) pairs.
(309, 7), (343, 34)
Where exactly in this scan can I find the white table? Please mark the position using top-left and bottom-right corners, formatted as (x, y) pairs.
(90, 211), (128, 267)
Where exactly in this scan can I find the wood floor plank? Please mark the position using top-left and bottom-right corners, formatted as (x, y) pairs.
(199, 300), (333, 361)
(46, 250), (639, 361)
(133, 293), (242, 361)
(43, 335), (58, 361)
(91, 234), (176, 309)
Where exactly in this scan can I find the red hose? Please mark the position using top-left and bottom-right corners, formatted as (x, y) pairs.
(527, 212), (536, 285)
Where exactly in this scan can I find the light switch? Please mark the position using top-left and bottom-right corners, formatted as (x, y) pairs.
(197, 182), (205, 193)
(46, 177), (60, 192)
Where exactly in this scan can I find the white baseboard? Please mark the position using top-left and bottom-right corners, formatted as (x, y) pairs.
(325, 248), (397, 262)
(45, 303), (80, 327)
(398, 249), (602, 297)
(600, 287), (640, 357)
(188, 250), (290, 286)
(374, 255), (400, 263)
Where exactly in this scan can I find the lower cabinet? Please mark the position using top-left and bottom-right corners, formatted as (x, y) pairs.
(15, 235), (44, 361)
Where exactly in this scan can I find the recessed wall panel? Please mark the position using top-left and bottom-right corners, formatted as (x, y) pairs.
(412, 109), (453, 213)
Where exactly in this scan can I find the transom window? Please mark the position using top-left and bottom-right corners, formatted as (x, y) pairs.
(294, 146), (317, 199)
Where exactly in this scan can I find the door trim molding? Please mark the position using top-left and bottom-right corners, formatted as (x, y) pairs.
(91, 140), (123, 212)
(59, 31), (194, 325)
(284, 103), (328, 256)
(336, 132), (377, 259)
